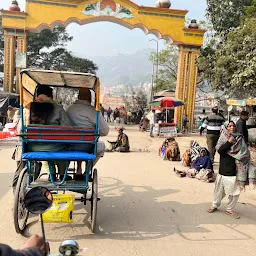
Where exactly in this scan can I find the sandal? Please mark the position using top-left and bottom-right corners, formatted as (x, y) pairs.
(226, 211), (240, 219)
(207, 207), (217, 213)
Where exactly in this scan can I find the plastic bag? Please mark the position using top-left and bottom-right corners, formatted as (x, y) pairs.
(42, 194), (74, 223)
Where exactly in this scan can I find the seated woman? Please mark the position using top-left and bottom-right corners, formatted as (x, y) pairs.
(159, 137), (181, 161)
(182, 140), (206, 167)
(186, 148), (214, 182)
(28, 85), (73, 181)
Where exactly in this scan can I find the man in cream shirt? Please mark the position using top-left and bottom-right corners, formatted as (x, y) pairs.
(66, 88), (109, 179)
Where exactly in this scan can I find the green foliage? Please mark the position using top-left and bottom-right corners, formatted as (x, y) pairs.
(198, 0), (256, 97)
(0, 16), (98, 75)
(150, 44), (178, 92)
(206, 0), (253, 37)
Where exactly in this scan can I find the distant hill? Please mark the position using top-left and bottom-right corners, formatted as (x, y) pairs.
(90, 49), (152, 87)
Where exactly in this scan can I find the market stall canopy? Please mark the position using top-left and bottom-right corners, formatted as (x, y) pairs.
(149, 97), (184, 108)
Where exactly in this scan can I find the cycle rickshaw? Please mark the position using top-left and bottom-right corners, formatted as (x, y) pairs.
(14, 69), (101, 234)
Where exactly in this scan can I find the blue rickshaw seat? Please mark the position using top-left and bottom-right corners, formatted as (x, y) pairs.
(22, 151), (96, 161)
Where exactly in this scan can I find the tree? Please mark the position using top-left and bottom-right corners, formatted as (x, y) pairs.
(198, 0), (256, 97)
(0, 17), (98, 75)
(206, 0), (253, 37)
(150, 44), (178, 92)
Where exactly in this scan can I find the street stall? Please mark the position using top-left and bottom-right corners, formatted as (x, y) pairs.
(226, 99), (256, 128)
(149, 97), (184, 137)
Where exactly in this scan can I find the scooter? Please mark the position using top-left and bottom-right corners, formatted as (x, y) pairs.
(24, 187), (87, 256)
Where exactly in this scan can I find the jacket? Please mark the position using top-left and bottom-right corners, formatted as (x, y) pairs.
(236, 118), (248, 143)
(217, 141), (236, 176)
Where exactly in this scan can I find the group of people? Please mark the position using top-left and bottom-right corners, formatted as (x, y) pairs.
(100, 105), (129, 124)
(192, 107), (255, 218)
(15, 85), (109, 182)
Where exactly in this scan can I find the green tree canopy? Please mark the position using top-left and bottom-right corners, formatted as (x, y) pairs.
(206, 0), (253, 37)
(0, 18), (98, 75)
(198, 0), (256, 97)
(150, 44), (178, 93)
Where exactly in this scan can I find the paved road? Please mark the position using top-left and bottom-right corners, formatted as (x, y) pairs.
(0, 128), (256, 255)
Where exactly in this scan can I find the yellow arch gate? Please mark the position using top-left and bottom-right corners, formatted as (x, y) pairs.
(1, 0), (205, 130)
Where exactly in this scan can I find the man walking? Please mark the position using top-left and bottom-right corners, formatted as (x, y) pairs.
(182, 114), (188, 134)
(236, 111), (249, 143)
(149, 109), (156, 137)
(200, 106), (225, 162)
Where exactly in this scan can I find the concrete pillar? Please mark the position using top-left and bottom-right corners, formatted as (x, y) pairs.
(174, 45), (200, 132)
(3, 31), (16, 92)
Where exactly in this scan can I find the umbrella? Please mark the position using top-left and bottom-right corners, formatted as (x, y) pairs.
(149, 97), (184, 123)
(149, 97), (184, 108)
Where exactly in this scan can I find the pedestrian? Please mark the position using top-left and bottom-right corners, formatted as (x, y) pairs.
(182, 114), (188, 134)
(207, 121), (253, 219)
(200, 106), (225, 162)
(100, 103), (105, 119)
(236, 110), (249, 144)
(106, 107), (112, 123)
(149, 109), (156, 137)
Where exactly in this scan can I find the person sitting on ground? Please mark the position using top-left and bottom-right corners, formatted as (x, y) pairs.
(108, 127), (130, 152)
(27, 85), (73, 181)
(186, 148), (214, 182)
(159, 137), (181, 161)
(66, 88), (109, 180)
(182, 140), (204, 167)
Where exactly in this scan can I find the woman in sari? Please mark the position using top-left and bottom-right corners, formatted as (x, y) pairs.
(208, 121), (256, 218)
(182, 140), (205, 167)
(160, 137), (181, 161)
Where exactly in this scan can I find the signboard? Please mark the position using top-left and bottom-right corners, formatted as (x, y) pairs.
(246, 99), (256, 106)
(153, 126), (177, 137)
(226, 99), (246, 106)
(16, 53), (27, 69)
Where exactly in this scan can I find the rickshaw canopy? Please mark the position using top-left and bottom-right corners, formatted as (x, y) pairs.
(20, 69), (100, 109)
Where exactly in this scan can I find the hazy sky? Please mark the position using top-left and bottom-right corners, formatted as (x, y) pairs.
(1, 0), (207, 56)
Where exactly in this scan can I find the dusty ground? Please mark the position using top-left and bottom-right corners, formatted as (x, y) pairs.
(0, 126), (256, 256)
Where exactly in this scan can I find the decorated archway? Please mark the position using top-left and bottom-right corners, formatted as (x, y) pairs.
(1, 0), (205, 130)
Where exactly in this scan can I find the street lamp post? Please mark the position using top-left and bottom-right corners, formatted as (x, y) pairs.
(150, 39), (159, 90)
(151, 54), (155, 101)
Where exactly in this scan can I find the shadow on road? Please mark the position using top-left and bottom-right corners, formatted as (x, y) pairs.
(24, 177), (256, 243)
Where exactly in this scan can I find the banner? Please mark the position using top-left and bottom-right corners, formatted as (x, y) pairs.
(246, 99), (256, 106)
(226, 99), (246, 106)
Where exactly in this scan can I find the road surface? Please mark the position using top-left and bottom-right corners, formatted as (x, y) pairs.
(0, 127), (256, 256)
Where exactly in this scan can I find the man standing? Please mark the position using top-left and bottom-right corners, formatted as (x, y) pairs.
(149, 109), (156, 137)
(106, 107), (112, 123)
(200, 106), (225, 162)
(236, 111), (249, 143)
(182, 114), (188, 134)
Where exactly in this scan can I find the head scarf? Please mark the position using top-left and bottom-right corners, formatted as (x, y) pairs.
(189, 140), (201, 162)
(192, 147), (213, 172)
(216, 121), (256, 188)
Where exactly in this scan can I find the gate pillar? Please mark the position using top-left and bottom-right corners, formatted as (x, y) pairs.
(3, 31), (16, 92)
(175, 45), (200, 132)
(16, 33), (27, 94)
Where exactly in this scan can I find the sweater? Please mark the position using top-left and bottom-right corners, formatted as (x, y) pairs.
(217, 141), (236, 176)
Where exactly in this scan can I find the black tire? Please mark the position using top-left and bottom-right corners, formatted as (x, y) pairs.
(91, 169), (98, 233)
(13, 167), (29, 234)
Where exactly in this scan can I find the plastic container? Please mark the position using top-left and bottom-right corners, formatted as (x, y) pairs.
(42, 194), (74, 223)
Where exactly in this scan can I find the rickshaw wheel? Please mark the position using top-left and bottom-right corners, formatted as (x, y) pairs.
(13, 167), (29, 234)
(91, 168), (98, 233)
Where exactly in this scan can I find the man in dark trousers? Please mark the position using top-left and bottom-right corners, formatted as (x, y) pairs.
(236, 111), (249, 143)
(200, 106), (225, 162)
